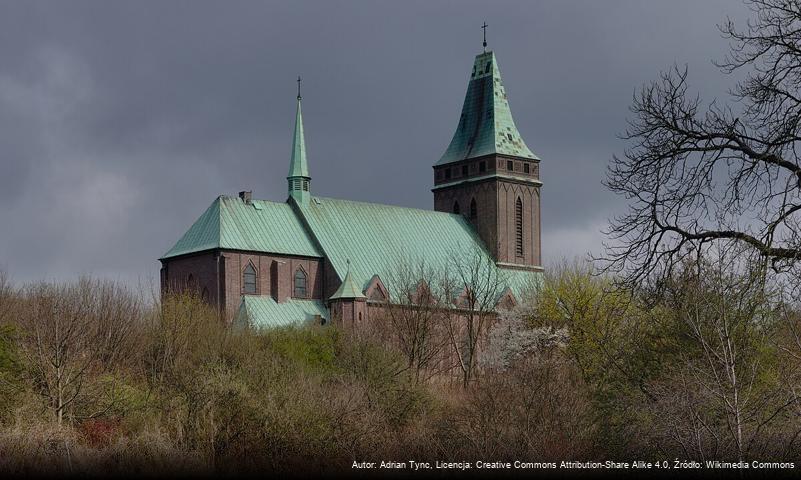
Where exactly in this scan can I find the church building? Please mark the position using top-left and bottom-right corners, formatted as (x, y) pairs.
(159, 44), (543, 328)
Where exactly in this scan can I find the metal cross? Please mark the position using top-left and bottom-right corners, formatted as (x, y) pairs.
(482, 22), (488, 51)
(297, 75), (302, 100)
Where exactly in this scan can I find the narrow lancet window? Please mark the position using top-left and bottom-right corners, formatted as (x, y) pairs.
(294, 268), (307, 298)
(515, 197), (524, 257)
(243, 264), (257, 294)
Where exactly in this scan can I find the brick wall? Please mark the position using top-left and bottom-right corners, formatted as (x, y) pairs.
(161, 250), (324, 323)
(433, 155), (542, 269)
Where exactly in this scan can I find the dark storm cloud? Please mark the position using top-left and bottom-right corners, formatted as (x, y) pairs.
(0, 0), (752, 284)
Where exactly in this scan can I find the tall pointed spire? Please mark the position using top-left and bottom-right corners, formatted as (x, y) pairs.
(436, 50), (538, 166)
(288, 76), (311, 204)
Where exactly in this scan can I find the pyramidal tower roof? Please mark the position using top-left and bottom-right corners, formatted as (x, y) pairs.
(329, 261), (366, 300)
(436, 50), (538, 165)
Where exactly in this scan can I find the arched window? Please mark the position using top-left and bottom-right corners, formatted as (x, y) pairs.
(243, 264), (257, 294)
(294, 268), (307, 298)
(515, 197), (524, 257)
(453, 201), (460, 215)
(469, 198), (477, 220)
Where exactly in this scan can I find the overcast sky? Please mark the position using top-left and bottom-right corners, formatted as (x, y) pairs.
(0, 0), (753, 287)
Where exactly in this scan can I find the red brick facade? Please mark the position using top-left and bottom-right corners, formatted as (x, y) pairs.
(161, 250), (323, 323)
(433, 154), (542, 269)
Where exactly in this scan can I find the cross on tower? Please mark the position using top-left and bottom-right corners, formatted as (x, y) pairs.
(297, 75), (302, 100)
(482, 22), (488, 51)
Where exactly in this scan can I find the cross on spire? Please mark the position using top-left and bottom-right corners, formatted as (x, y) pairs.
(482, 22), (488, 51)
(297, 75), (302, 100)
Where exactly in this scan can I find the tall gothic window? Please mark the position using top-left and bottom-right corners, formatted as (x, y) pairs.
(469, 198), (477, 220)
(515, 197), (524, 257)
(243, 264), (257, 294)
(453, 201), (460, 215)
(294, 268), (307, 298)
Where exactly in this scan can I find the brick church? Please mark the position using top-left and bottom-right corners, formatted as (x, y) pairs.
(159, 45), (543, 328)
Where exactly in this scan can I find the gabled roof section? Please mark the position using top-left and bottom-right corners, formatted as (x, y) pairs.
(235, 295), (327, 329)
(161, 195), (322, 260)
(437, 50), (538, 165)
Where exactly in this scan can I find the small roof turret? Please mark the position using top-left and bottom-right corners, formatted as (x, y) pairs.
(329, 261), (367, 300)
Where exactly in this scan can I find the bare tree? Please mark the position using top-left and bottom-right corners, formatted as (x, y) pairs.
(602, 0), (801, 289)
(442, 246), (507, 388)
(17, 278), (140, 424)
(646, 249), (790, 461)
(382, 260), (449, 384)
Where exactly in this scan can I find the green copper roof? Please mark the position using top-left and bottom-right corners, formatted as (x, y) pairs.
(437, 51), (538, 165)
(160, 195), (322, 259)
(288, 96), (309, 179)
(504, 267), (542, 303)
(295, 196), (540, 301)
(329, 265), (366, 300)
(235, 295), (328, 329)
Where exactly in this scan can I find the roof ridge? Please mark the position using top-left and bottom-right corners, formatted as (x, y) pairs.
(310, 195), (468, 218)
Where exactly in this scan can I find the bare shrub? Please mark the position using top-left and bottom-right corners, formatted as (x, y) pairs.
(15, 278), (142, 425)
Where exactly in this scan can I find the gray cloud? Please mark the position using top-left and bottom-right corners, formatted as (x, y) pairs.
(0, 0), (753, 284)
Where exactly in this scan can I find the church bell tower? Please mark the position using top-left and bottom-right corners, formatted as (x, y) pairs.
(432, 47), (542, 270)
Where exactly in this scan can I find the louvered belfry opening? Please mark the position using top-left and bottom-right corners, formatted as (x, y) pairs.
(515, 197), (523, 257)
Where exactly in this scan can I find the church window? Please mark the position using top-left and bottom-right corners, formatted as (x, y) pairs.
(358, 312), (362, 322)
(479, 161), (486, 173)
(302, 180), (309, 191)
(453, 201), (460, 215)
(524, 163), (530, 174)
(485, 62), (491, 73)
(507, 133), (513, 141)
(507, 160), (513, 171)
(243, 264), (257, 294)
(515, 197), (524, 257)
(461, 165), (468, 176)
(470, 198), (477, 220)
(444, 168), (451, 180)
(294, 268), (307, 298)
